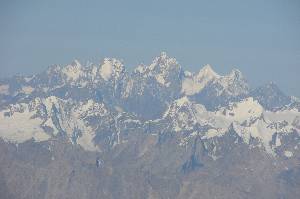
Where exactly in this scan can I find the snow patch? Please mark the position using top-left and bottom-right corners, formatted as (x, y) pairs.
(99, 58), (124, 81)
(202, 129), (225, 139)
(0, 109), (50, 143)
(264, 109), (300, 124)
(182, 78), (201, 96)
(155, 74), (166, 86)
(284, 150), (293, 158)
(100, 60), (113, 80)
(76, 126), (99, 152)
(217, 97), (263, 123)
(175, 96), (190, 107)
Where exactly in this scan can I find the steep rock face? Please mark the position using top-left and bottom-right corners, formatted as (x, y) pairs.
(251, 82), (291, 110)
(121, 52), (184, 119)
(0, 52), (300, 198)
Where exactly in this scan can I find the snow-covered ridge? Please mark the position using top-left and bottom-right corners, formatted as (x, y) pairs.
(182, 64), (219, 95)
(0, 94), (146, 152)
(0, 96), (110, 151)
(162, 96), (300, 154)
(41, 57), (125, 88)
(132, 52), (182, 87)
(0, 52), (298, 157)
(182, 65), (248, 96)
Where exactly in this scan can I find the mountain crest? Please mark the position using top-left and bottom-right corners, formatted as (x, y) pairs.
(150, 52), (179, 70)
(99, 58), (125, 81)
(251, 81), (291, 110)
(61, 60), (84, 81)
(197, 64), (220, 79)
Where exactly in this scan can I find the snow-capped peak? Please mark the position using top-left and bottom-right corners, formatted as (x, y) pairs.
(215, 68), (249, 96)
(181, 64), (219, 96)
(150, 52), (178, 70)
(99, 58), (124, 81)
(251, 81), (291, 110)
(134, 52), (181, 87)
(175, 96), (191, 107)
(197, 64), (220, 79)
(61, 60), (83, 81)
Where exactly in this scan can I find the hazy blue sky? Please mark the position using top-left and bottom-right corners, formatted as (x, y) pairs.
(1, 0), (300, 96)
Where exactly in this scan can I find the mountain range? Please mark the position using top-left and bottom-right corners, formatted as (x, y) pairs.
(0, 52), (299, 199)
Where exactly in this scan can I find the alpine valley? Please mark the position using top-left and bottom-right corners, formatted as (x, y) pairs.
(0, 52), (299, 199)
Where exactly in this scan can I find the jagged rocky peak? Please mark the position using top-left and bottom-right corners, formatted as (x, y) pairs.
(153, 51), (178, 65)
(162, 96), (201, 132)
(99, 57), (125, 81)
(149, 51), (181, 72)
(251, 81), (291, 110)
(61, 59), (84, 81)
(182, 64), (249, 98)
(43, 57), (126, 83)
(181, 64), (219, 96)
(215, 68), (249, 96)
(1, 52), (300, 199)
(197, 64), (220, 79)
(132, 52), (183, 88)
(133, 52), (180, 74)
